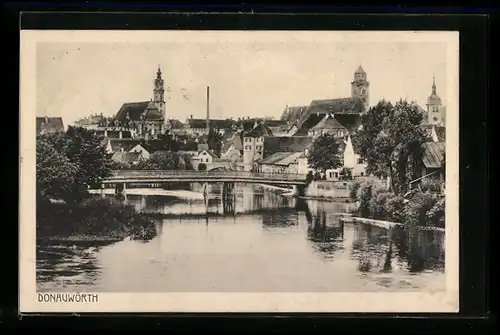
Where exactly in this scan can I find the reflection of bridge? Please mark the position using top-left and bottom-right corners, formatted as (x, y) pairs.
(101, 170), (308, 197)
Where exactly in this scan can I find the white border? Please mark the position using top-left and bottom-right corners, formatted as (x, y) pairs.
(19, 30), (459, 313)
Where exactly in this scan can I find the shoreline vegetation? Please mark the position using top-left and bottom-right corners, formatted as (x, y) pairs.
(347, 178), (445, 230)
(37, 127), (158, 243)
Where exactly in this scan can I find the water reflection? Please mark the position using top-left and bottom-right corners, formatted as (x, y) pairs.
(37, 184), (445, 292)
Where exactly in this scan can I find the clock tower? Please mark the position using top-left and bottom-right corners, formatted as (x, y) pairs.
(153, 65), (166, 120)
(351, 65), (370, 111)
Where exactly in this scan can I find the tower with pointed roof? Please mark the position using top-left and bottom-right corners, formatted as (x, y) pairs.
(153, 65), (166, 121)
(426, 77), (443, 125)
(351, 65), (370, 111)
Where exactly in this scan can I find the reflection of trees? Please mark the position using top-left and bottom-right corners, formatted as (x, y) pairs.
(350, 224), (393, 273)
(393, 228), (445, 272)
(262, 211), (297, 228)
(306, 210), (344, 258)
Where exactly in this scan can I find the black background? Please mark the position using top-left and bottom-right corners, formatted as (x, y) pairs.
(2, 2), (494, 333)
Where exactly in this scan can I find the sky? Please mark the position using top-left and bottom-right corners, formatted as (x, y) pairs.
(36, 32), (449, 127)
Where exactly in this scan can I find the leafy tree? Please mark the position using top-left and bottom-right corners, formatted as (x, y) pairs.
(207, 128), (223, 157)
(137, 151), (181, 170)
(36, 136), (78, 199)
(307, 133), (342, 174)
(37, 127), (113, 202)
(198, 163), (207, 171)
(354, 99), (426, 195)
(339, 167), (353, 180)
(441, 151), (446, 182)
(45, 126), (112, 187)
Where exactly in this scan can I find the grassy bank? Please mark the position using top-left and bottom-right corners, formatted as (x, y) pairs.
(37, 197), (157, 242)
(348, 178), (445, 229)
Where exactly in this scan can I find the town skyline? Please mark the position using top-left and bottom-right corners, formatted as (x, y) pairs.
(36, 33), (448, 127)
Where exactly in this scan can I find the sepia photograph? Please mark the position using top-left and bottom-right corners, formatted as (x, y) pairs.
(20, 30), (459, 313)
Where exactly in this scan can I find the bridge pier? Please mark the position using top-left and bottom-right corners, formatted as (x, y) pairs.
(115, 182), (127, 196)
(222, 182), (235, 200)
(292, 184), (307, 197)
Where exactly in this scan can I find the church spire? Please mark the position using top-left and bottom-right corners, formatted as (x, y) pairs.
(432, 76), (437, 95)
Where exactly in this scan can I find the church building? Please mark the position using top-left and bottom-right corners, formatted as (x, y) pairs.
(105, 66), (168, 139)
(425, 77), (445, 126)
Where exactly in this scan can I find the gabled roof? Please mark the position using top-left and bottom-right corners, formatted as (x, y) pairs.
(199, 149), (218, 158)
(293, 113), (325, 136)
(111, 151), (143, 164)
(113, 101), (150, 122)
(309, 114), (347, 131)
(36, 117), (65, 135)
(244, 123), (274, 138)
(283, 106), (309, 124)
(197, 143), (209, 151)
(107, 138), (167, 153)
(275, 152), (304, 166)
(306, 97), (365, 118)
(263, 120), (287, 127)
(421, 141), (445, 169)
(262, 136), (314, 158)
(188, 119), (235, 129)
(259, 152), (293, 165)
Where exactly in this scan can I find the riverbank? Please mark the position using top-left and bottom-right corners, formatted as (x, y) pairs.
(348, 179), (445, 230)
(37, 197), (157, 242)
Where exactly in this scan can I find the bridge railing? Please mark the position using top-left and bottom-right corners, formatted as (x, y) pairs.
(108, 170), (306, 182)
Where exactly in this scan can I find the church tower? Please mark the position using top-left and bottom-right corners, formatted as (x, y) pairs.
(351, 65), (370, 111)
(426, 77), (443, 125)
(153, 65), (166, 120)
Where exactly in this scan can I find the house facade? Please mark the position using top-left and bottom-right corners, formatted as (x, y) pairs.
(343, 135), (367, 177)
(242, 123), (274, 171)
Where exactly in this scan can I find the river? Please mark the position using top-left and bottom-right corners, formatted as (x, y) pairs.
(36, 184), (445, 292)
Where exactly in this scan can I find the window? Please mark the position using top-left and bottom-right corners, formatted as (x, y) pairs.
(360, 172), (364, 177)
(357, 158), (364, 164)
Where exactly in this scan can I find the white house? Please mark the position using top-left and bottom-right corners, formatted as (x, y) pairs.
(197, 149), (218, 165)
(343, 135), (367, 177)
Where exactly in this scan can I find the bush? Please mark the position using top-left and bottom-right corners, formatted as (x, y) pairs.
(385, 195), (405, 223)
(426, 197), (445, 227)
(198, 163), (207, 171)
(420, 177), (442, 193)
(356, 181), (376, 218)
(37, 197), (157, 241)
(340, 167), (353, 180)
(349, 180), (361, 201)
(403, 191), (439, 227)
(368, 191), (392, 220)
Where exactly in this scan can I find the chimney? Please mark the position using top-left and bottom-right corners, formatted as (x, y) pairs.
(45, 116), (49, 123)
(206, 86), (210, 133)
(190, 114), (193, 119)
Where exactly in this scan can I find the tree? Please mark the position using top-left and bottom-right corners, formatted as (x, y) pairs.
(37, 127), (113, 202)
(137, 151), (181, 170)
(198, 163), (207, 171)
(354, 99), (426, 195)
(307, 133), (342, 174)
(36, 136), (78, 200)
(46, 126), (112, 187)
(339, 167), (353, 180)
(207, 128), (223, 157)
